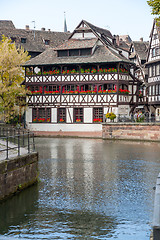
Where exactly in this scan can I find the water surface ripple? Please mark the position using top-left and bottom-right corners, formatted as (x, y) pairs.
(0, 138), (160, 239)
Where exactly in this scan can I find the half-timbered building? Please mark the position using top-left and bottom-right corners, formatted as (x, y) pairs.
(24, 20), (143, 135)
(129, 39), (149, 82)
(145, 19), (160, 120)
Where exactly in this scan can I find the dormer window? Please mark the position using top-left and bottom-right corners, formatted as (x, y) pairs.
(45, 40), (50, 45)
(58, 50), (68, 57)
(69, 49), (79, 56)
(21, 38), (26, 43)
(57, 48), (92, 57)
(11, 37), (16, 43)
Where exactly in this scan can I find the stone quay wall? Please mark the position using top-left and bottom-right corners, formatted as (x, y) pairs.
(0, 152), (38, 202)
(102, 123), (160, 141)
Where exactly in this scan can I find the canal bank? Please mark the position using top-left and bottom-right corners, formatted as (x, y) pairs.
(102, 122), (160, 142)
(32, 122), (160, 142)
(0, 126), (39, 202)
(0, 152), (38, 202)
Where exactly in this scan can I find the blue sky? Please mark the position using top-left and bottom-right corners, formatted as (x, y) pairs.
(1, 0), (154, 41)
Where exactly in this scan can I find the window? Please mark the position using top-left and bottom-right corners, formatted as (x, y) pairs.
(152, 65), (156, 76)
(105, 84), (115, 90)
(149, 67), (152, 77)
(11, 37), (16, 43)
(32, 108), (51, 123)
(119, 84), (128, 90)
(57, 48), (92, 57)
(69, 49), (79, 56)
(21, 38), (26, 43)
(80, 48), (92, 56)
(57, 108), (66, 123)
(156, 85), (158, 95)
(44, 85), (60, 93)
(156, 48), (159, 56)
(62, 85), (77, 92)
(152, 48), (156, 57)
(152, 85), (155, 95)
(93, 108), (103, 122)
(153, 34), (158, 40)
(156, 65), (159, 76)
(28, 86), (42, 94)
(45, 39), (50, 45)
(58, 50), (68, 57)
(74, 108), (83, 123)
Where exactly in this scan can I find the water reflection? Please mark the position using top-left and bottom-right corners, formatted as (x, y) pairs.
(0, 138), (160, 239)
(0, 184), (38, 235)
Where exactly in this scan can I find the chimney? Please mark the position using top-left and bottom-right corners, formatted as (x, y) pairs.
(140, 37), (143, 42)
(25, 25), (30, 30)
(41, 27), (45, 31)
(115, 35), (120, 46)
(48, 29), (51, 32)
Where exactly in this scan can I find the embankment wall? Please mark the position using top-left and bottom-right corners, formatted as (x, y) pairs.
(102, 123), (160, 141)
(0, 152), (38, 201)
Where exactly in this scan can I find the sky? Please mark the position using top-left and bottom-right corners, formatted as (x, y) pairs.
(0, 0), (155, 41)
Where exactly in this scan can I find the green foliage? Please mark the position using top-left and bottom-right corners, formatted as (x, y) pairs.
(147, 0), (160, 21)
(0, 35), (30, 122)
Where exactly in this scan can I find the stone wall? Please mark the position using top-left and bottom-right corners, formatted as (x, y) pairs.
(0, 152), (38, 201)
(102, 123), (160, 141)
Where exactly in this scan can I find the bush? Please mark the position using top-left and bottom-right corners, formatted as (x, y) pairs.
(106, 112), (116, 121)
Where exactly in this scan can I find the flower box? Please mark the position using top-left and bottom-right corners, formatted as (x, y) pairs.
(76, 119), (82, 123)
(59, 119), (65, 123)
(93, 118), (102, 122)
(119, 89), (130, 95)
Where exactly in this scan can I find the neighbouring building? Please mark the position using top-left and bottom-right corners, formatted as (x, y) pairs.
(24, 20), (146, 136)
(129, 39), (149, 82)
(129, 39), (149, 111)
(145, 19), (160, 120)
(0, 20), (70, 58)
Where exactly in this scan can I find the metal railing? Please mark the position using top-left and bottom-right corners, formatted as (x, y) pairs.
(0, 126), (35, 160)
(117, 115), (156, 123)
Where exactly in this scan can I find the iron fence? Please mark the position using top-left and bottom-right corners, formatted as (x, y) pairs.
(0, 126), (35, 160)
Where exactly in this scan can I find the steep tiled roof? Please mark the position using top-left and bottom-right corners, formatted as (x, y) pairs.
(24, 45), (133, 67)
(55, 38), (97, 50)
(0, 20), (70, 54)
(130, 41), (149, 61)
(119, 40), (131, 51)
(0, 20), (15, 29)
(83, 20), (113, 40)
(119, 35), (132, 44)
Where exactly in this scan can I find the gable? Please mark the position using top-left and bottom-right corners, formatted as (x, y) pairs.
(147, 20), (160, 62)
(70, 22), (96, 40)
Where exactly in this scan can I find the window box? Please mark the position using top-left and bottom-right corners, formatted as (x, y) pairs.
(59, 119), (65, 123)
(76, 119), (82, 123)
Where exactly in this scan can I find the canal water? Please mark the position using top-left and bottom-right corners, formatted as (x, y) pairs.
(0, 138), (160, 240)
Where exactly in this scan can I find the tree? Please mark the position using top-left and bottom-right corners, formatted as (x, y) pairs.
(147, 0), (160, 22)
(0, 35), (30, 123)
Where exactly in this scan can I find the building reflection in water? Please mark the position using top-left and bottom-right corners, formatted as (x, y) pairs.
(30, 137), (160, 239)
